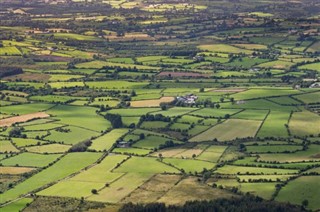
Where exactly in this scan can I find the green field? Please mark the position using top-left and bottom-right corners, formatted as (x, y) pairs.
(190, 119), (262, 142)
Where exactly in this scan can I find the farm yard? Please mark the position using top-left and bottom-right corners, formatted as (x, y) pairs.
(0, 0), (319, 211)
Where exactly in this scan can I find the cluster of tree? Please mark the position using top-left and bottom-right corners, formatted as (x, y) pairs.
(68, 139), (92, 152)
(120, 196), (305, 212)
(0, 67), (23, 78)
(9, 127), (26, 138)
(140, 114), (171, 122)
(105, 113), (123, 128)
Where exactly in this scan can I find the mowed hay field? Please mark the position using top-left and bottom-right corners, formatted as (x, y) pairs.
(130, 96), (174, 107)
(276, 176), (320, 210)
(0, 112), (50, 127)
(190, 119), (262, 142)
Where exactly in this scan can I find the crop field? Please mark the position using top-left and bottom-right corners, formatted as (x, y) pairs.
(1, 0), (320, 210)
(190, 119), (262, 142)
(130, 96), (174, 107)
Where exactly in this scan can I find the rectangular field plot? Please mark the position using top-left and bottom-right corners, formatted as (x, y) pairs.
(0, 152), (62, 167)
(215, 165), (299, 175)
(293, 91), (320, 104)
(230, 88), (301, 100)
(38, 181), (106, 198)
(150, 107), (198, 117)
(258, 144), (320, 163)
(246, 145), (303, 153)
(113, 156), (178, 174)
(158, 177), (235, 205)
(112, 147), (151, 156)
(0, 166), (36, 175)
(89, 129), (129, 151)
(238, 175), (295, 182)
(25, 144), (71, 153)
(45, 126), (100, 145)
(197, 145), (227, 162)
(140, 121), (169, 129)
(232, 109), (269, 120)
(190, 119), (262, 142)
(276, 176), (320, 210)
(163, 158), (216, 173)
(257, 111), (291, 138)
(239, 182), (277, 200)
(47, 105), (111, 131)
(289, 110), (320, 136)
(1, 103), (53, 115)
(0, 140), (20, 153)
(87, 172), (153, 203)
(132, 135), (181, 150)
(189, 108), (241, 118)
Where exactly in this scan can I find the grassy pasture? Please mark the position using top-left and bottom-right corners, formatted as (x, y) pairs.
(258, 144), (320, 163)
(257, 111), (291, 138)
(90, 129), (129, 151)
(11, 137), (46, 147)
(190, 108), (241, 118)
(239, 182), (277, 200)
(114, 156), (178, 174)
(45, 126), (100, 145)
(230, 88), (301, 100)
(289, 110), (320, 136)
(1, 198), (33, 212)
(298, 62), (320, 72)
(133, 135), (181, 149)
(197, 145), (227, 162)
(0, 103), (53, 115)
(293, 92), (320, 104)
(0, 152), (62, 167)
(106, 108), (160, 117)
(0, 152), (101, 204)
(25, 144), (70, 153)
(163, 158), (216, 173)
(0, 140), (20, 153)
(246, 145), (303, 153)
(190, 119), (261, 142)
(276, 176), (320, 210)
(232, 109), (268, 120)
(215, 165), (299, 175)
(86, 80), (148, 89)
(198, 44), (252, 54)
(151, 107), (198, 117)
(38, 155), (127, 198)
(140, 121), (169, 129)
(47, 105), (111, 131)
(113, 147), (151, 155)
